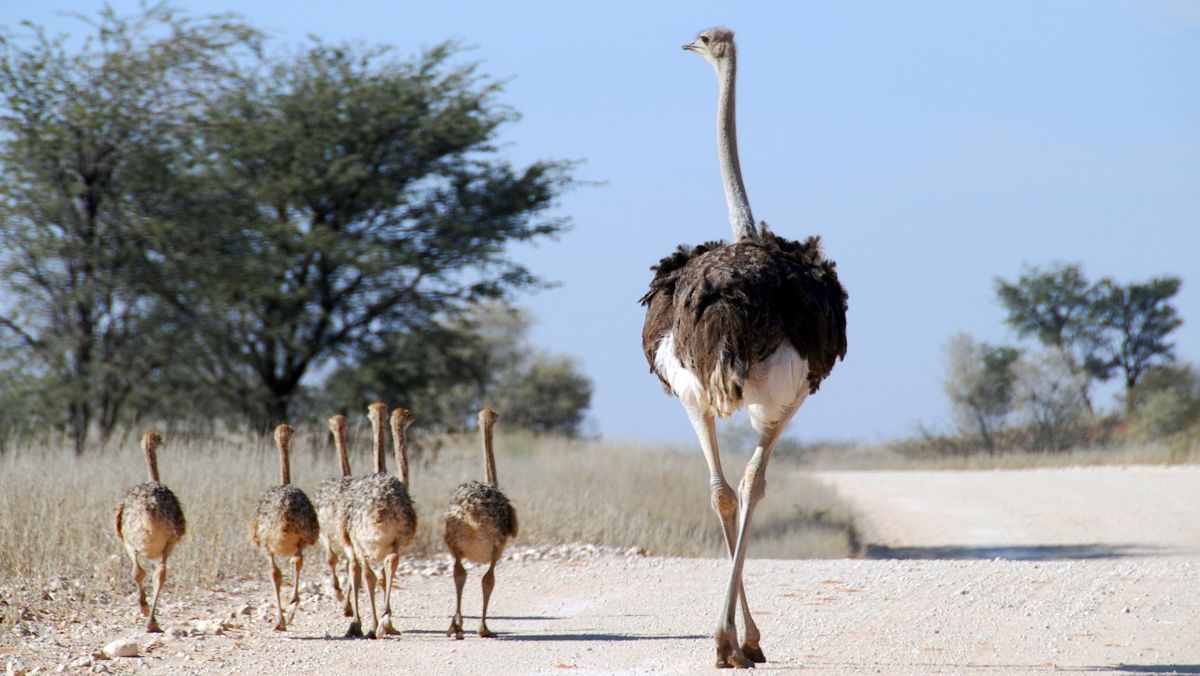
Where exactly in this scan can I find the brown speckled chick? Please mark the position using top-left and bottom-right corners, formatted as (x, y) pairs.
(444, 408), (518, 640)
(115, 431), (186, 633)
(315, 414), (357, 616)
(251, 423), (319, 631)
(342, 403), (417, 639)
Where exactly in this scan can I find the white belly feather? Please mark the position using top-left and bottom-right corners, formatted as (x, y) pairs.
(654, 332), (809, 431)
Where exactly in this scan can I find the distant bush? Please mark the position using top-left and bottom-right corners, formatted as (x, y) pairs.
(1128, 365), (1200, 441)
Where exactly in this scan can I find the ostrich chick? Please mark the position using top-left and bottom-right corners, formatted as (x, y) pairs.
(114, 431), (186, 633)
(342, 403), (417, 639)
(444, 408), (519, 640)
(251, 423), (320, 631)
(315, 414), (357, 616)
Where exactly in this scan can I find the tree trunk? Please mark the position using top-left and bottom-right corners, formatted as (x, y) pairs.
(1124, 377), (1138, 421)
(68, 400), (88, 456)
(265, 394), (290, 431)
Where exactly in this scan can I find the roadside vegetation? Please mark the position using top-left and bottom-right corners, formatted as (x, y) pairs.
(0, 429), (856, 596)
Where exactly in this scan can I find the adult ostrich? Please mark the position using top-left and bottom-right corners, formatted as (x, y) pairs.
(640, 27), (848, 668)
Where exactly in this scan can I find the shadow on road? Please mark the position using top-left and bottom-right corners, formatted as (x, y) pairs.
(500, 632), (708, 642)
(1067, 666), (1200, 674)
(863, 543), (1182, 560)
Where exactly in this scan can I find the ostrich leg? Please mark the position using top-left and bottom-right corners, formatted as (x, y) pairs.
(126, 545), (149, 616)
(684, 407), (764, 667)
(479, 558), (498, 638)
(268, 555), (286, 631)
(715, 394), (805, 668)
(345, 557), (365, 638)
(379, 552), (400, 635)
(448, 555), (467, 640)
(286, 555), (303, 623)
(146, 556), (168, 633)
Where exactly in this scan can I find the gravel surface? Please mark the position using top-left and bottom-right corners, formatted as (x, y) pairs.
(4, 467), (1198, 674)
(814, 465), (1200, 559)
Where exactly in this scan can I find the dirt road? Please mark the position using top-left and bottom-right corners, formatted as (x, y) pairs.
(815, 465), (1200, 559)
(6, 466), (1199, 674)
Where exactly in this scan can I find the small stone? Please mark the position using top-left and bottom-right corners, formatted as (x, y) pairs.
(68, 657), (91, 669)
(236, 604), (253, 616)
(102, 639), (140, 658)
(190, 620), (214, 635)
(90, 664), (110, 674)
(166, 627), (188, 639)
(6, 657), (27, 676)
(1123, 607), (1131, 614)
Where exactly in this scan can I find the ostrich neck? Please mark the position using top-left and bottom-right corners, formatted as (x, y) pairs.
(482, 424), (498, 487)
(715, 53), (756, 241)
(335, 431), (351, 477)
(392, 426), (409, 487)
(372, 418), (387, 474)
(144, 446), (160, 483)
(278, 443), (291, 485)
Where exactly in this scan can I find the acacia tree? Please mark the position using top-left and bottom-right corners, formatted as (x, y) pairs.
(995, 264), (1103, 417)
(0, 4), (259, 452)
(1091, 276), (1182, 417)
(147, 41), (575, 428)
(996, 263), (1182, 424)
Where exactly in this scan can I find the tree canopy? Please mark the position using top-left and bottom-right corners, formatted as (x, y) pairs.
(0, 3), (260, 452)
(0, 4), (586, 448)
(146, 39), (575, 428)
(995, 263), (1182, 424)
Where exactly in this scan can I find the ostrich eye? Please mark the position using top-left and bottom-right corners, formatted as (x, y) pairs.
(700, 35), (710, 45)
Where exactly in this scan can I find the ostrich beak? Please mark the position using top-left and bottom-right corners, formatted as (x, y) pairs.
(683, 42), (697, 52)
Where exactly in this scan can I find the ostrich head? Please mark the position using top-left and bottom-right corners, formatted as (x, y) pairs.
(477, 407), (499, 430)
(683, 27), (736, 66)
(328, 413), (346, 435)
(141, 430), (163, 454)
(367, 401), (388, 427)
(273, 423), (294, 448)
(390, 406), (414, 432)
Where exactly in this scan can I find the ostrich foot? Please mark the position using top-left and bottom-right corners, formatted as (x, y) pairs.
(376, 615), (399, 638)
(741, 641), (766, 664)
(715, 630), (753, 669)
(479, 622), (495, 639)
(345, 621), (363, 638)
(447, 618), (464, 641)
(273, 618), (287, 632)
(145, 618), (162, 634)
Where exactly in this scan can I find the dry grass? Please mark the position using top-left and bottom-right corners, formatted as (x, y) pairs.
(0, 428), (855, 595)
(789, 432), (1200, 471)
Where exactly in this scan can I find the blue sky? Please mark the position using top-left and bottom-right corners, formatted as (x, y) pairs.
(3, 1), (1198, 447)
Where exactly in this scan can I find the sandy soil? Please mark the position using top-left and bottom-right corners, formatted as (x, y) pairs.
(4, 466), (1199, 675)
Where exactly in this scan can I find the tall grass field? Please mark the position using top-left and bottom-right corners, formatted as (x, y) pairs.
(0, 427), (856, 595)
